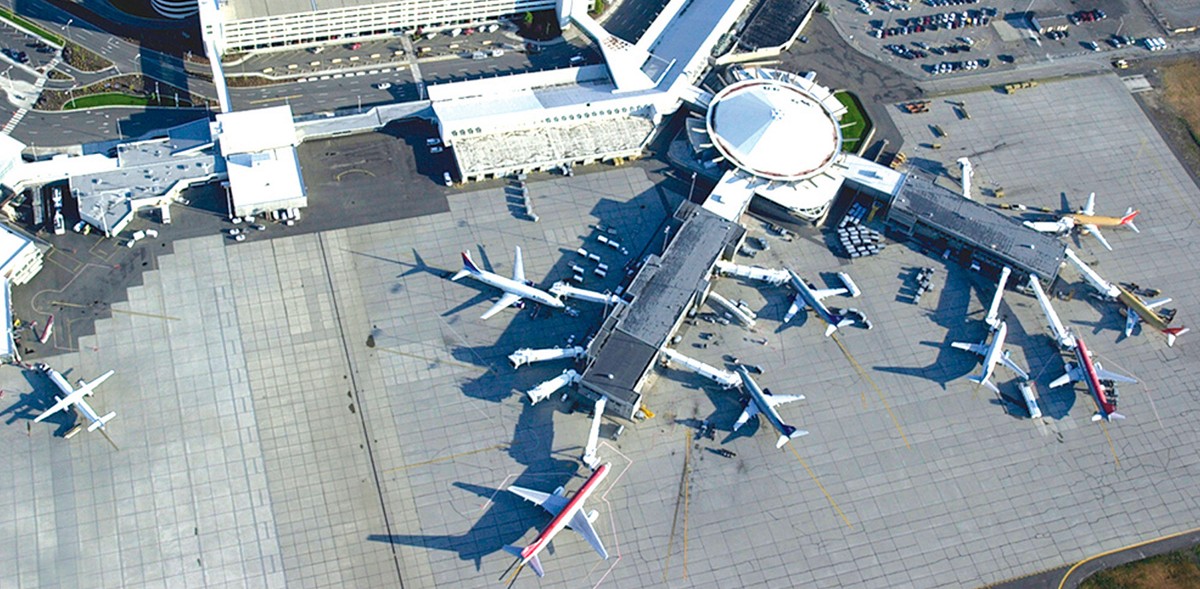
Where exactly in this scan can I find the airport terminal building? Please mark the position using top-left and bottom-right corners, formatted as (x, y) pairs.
(203, 0), (555, 53)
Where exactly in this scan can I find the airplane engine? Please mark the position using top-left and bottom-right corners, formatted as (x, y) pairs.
(554, 486), (565, 497)
(586, 509), (599, 523)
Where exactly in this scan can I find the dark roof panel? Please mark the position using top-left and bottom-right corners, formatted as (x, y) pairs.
(889, 174), (1066, 278)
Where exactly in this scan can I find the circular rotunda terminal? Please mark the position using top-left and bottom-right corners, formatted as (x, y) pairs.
(705, 77), (843, 183)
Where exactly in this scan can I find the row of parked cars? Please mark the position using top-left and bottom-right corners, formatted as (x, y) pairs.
(925, 59), (990, 74)
(921, 0), (979, 6)
(1068, 9), (1106, 25)
(872, 8), (995, 37)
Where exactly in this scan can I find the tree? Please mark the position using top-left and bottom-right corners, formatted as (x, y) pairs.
(524, 11), (534, 25)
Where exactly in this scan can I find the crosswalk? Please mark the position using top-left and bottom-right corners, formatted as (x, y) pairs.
(2, 55), (59, 135)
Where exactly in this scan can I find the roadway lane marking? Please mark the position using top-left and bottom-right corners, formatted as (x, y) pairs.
(832, 332), (911, 449)
(1056, 525), (1200, 589)
(790, 444), (854, 530)
(248, 94), (302, 104)
(662, 431), (691, 582)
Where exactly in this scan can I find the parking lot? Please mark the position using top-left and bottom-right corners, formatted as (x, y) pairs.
(828, 0), (1170, 79)
(0, 20), (57, 73)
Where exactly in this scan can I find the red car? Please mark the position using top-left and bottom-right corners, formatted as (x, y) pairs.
(348, 42), (362, 50)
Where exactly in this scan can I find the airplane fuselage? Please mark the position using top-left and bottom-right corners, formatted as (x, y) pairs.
(1116, 285), (1170, 331)
(519, 464), (609, 565)
(1069, 213), (1126, 228)
(977, 321), (1009, 384)
(36, 366), (104, 425)
(738, 367), (790, 439)
(786, 270), (839, 327)
(466, 270), (565, 310)
(1074, 337), (1117, 419)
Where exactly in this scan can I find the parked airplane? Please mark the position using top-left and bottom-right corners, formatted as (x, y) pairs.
(504, 464), (610, 581)
(32, 363), (117, 447)
(451, 246), (565, 320)
(1063, 249), (1187, 346)
(783, 269), (857, 336)
(734, 365), (808, 449)
(1049, 335), (1136, 421)
(1116, 283), (1189, 346)
(1023, 192), (1139, 251)
(951, 321), (1030, 393)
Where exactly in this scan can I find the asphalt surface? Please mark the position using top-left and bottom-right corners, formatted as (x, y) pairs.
(10, 119), (459, 352)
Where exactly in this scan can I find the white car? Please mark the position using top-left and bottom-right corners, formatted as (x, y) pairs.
(431, 146), (444, 153)
(374, 82), (392, 90)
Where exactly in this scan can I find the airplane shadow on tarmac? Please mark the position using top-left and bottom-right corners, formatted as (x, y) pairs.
(873, 259), (981, 389)
(1, 367), (82, 437)
(367, 462), (577, 571)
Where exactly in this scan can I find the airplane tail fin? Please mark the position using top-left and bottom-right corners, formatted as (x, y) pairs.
(968, 374), (999, 393)
(502, 545), (544, 577)
(825, 313), (851, 337)
(88, 411), (116, 432)
(451, 252), (481, 281)
(1121, 208), (1140, 233)
(775, 425), (809, 448)
(1164, 326), (1189, 347)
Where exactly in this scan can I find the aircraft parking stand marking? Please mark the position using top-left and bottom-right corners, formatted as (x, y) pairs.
(383, 442), (508, 473)
(789, 443), (854, 530)
(376, 345), (490, 373)
(1098, 420), (1120, 468)
(831, 332), (911, 449)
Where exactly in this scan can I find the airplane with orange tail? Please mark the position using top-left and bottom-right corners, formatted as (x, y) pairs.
(1023, 192), (1140, 251)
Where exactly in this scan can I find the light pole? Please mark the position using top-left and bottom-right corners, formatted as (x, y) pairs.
(687, 171), (697, 202)
(60, 19), (73, 47)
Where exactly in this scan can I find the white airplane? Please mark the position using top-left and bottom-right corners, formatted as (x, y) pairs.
(734, 366), (808, 449)
(783, 269), (856, 337)
(504, 464), (610, 580)
(1023, 192), (1140, 251)
(451, 246), (565, 320)
(951, 321), (1030, 393)
(33, 363), (117, 446)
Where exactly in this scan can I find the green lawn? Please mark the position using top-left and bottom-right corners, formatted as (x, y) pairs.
(834, 90), (871, 154)
(0, 8), (63, 45)
(65, 93), (152, 109)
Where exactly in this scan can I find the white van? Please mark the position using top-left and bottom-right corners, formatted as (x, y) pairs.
(160, 203), (171, 224)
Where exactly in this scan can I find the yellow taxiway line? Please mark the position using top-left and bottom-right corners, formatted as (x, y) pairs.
(832, 333), (911, 449)
(790, 443), (853, 530)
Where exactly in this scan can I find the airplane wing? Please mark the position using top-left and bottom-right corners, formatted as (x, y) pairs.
(511, 246), (526, 283)
(32, 396), (73, 423)
(567, 509), (609, 560)
(1144, 297), (1172, 310)
(999, 353), (1030, 381)
(480, 292), (522, 320)
(811, 287), (847, 301)
(782, 297), (805, 323)
(762, 393), (806, 408)
(1049, 364), (1083, 388)
(509, 485), (570, 517)
(1081, 224), (1113, 251)
(1095, 366), (1137, 384)
(79, 370), (116, 394)
(1125, 307), (1139, 336)
(733, 402), (759, 431)
(1081, 192), (1096, 216)
(950, 342), (986, 357)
